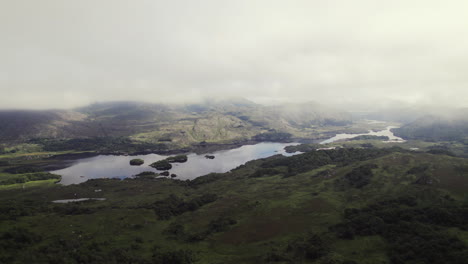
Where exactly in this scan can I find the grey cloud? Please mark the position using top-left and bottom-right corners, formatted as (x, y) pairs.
(1, 0), (467, 109)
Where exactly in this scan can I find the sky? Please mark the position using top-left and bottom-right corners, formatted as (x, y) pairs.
(1, 0), (467, 109)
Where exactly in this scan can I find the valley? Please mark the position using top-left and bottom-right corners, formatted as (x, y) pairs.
(0, 100), (467, 264)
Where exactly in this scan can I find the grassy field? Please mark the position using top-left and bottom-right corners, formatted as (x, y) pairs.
(0, 179), (58, 190)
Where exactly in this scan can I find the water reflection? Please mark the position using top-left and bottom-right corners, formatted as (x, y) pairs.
(52, 142), (299, 185)
(320, 126), (405, 144)
(52, 198), (106, 203)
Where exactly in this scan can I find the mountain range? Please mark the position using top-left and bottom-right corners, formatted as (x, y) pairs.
(0, 99), (352, 145)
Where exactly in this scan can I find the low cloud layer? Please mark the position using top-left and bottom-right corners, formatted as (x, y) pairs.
(1, 0), (467, 109)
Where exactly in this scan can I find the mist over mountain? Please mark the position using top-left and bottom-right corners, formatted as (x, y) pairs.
(0, 99), (352, 144)
(392, 109), (468, 143)
(2, 1), (468, 109)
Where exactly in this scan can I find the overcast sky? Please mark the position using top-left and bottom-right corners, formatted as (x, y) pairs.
(1, 0), (467, 109)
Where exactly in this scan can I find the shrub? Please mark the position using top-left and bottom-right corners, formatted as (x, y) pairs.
(135, 171), (158, 177)
(265, 232), (329, 262)
(250, 168), (281, 178)
(134, 171), (158, 179)
(153, 194), (217, 220)
(4, 166), (44, 174)
(152, 248), (195, 264)
(331, 197), (468, 264)
(343, 164), (377, 188)
(207, 216), (237, 233)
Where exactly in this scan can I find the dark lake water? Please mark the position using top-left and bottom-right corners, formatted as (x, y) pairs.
(52, 142), (299, 185)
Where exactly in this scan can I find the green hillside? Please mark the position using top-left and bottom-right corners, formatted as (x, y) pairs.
(0, 148), (466, 263)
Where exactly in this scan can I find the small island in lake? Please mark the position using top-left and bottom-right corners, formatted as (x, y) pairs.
(284, 144), (320, 153)
(166, 155), (188, 163)
(129, 159), (144, 166)
(150, 160), (172, 170)
(349, 135), (390, 141)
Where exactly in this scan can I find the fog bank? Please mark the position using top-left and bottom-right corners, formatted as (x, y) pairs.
(1, 0), (467, 109)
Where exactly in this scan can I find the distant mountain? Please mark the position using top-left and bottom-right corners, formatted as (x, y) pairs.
(392, 109), (468, 143)
(76, 101), (176, 121)
(0, 99), (352, 145)
(272, 102), (352, 126)
(350, 105), (432, 123)
(0, 110), (87, 142)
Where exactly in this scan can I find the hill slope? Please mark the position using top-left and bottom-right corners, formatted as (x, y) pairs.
(0, 148), (466, 263)
(0, 110), (87, 141)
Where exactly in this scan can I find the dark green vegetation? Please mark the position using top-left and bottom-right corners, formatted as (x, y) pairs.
(4, 165), (45, 174)
(166, 155), (188, 163)
(1, 147), (467, 263)
(130, 159), (144, 166)
(252, 132), (292, 142)
(0, 172), (60, 185)
(135, 171), (159, 178)
(150, 160), (172, 170)
(331, 197), (468, 264)
(259, 147), (396, 177)
(336, 164), (378, 189)
(0, 164), (61, 186)
(149, 193), (218, 220)
(284, 144), (321, 153)
(148, 155), (188, 172)
(160, 171), (170, 176)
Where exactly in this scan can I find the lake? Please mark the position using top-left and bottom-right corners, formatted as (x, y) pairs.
(52, 142), (299, 185)
(319, 126), (405, 144)
(52, 126), (404, 185)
